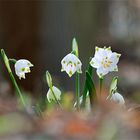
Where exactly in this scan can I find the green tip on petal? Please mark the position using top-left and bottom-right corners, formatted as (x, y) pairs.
(107, 46), (111, 50)
(78, 70), (82, 73)
(68, 71), (73, 77)
(117, 54), (121, 58)
(114, 68), (118, 71)
(90, 61), (94, 65)
(95, 46), (99, 52)
(99, 73), (104, 79)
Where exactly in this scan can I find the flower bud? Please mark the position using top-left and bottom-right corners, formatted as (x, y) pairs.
(46, 71), (52, 87)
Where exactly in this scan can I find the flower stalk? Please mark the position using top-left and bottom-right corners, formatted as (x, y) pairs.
(1, 49), (26, 107)
(9, 58), (17, 64)
(99, 78), (103, 97)
(72, 38), (80, 110)
(81, 59), (94, 108)
(76, 72), (80, 110)
(9, 72), (26, 107)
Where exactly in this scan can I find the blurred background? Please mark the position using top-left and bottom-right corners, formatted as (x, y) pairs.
(0, 0), (140, 102)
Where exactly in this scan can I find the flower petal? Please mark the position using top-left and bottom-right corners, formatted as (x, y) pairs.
(96, 67), (109, 77)
(110, 52), (121, 65)
(90, 57), (100, 68)
(110, 92), (125, 105)
(109, 64), (118, 72)
(47, 86), (61, 102)
(104, 47), (113, 57)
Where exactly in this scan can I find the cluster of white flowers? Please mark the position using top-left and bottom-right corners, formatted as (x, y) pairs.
(61, 46), (121, 78)
(14, 59), (61, 103)
(61, 46), (124, 106)
(13, 44), (124, 106)
(1, 41), (126, 111)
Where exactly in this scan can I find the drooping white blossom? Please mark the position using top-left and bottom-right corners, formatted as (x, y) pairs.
(90, 47), (121, 78)
(109, 92), (125, 105)
(74, 93), (91, 112)
(61, 53), (82, 77)
(47, 86), (61, 102)
(15, 59), (33, 79)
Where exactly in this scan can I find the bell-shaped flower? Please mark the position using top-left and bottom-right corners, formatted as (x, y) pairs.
(90, 47), (121, 78)
(74, 92), (91, 112)
(47, 86), (61, 102)
(15, 59), (33, 79)
(61, 53), (82, 77)
(109, 92), (125, 105)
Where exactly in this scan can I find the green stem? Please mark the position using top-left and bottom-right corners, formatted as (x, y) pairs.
(76, 72), (80, 110)
(9, 58), (17, 64)
(9, 72), (26, 107)
(99, 78), (104, 97)
(36, 104), (43, 116)
(50, 87), (62, 108)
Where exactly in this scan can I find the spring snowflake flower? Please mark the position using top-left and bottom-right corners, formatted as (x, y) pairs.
(61, 53), (82, 77)
(109, 92), (125, 105)
(74, 93), (91, 111)
(47, 86), (61, 102)
(90, 47), (121, 78)
(15, 59), (33, 79)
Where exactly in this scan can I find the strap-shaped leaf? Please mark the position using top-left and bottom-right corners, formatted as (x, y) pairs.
(81, 64), (92, 107)
(81, 64), (97, 108)
(86, 71), (97, 106)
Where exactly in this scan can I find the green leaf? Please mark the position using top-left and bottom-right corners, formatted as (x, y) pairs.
(88, 59), (93, 75)
(72, 38), (79, 57)
(109, 76), (118, 96)
(86, 71), (97, 106)
(81, 64), (92, 108)
(81, 64), (97, 108)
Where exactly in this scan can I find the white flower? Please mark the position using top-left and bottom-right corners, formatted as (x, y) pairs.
(74, 92), (91, 112)
(109, 92), (125, 105)
(61, 53), (82, 77)
(47, 86), (61, 102)
(90, 47), (121, 78)
(15, 59), (33, 79)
